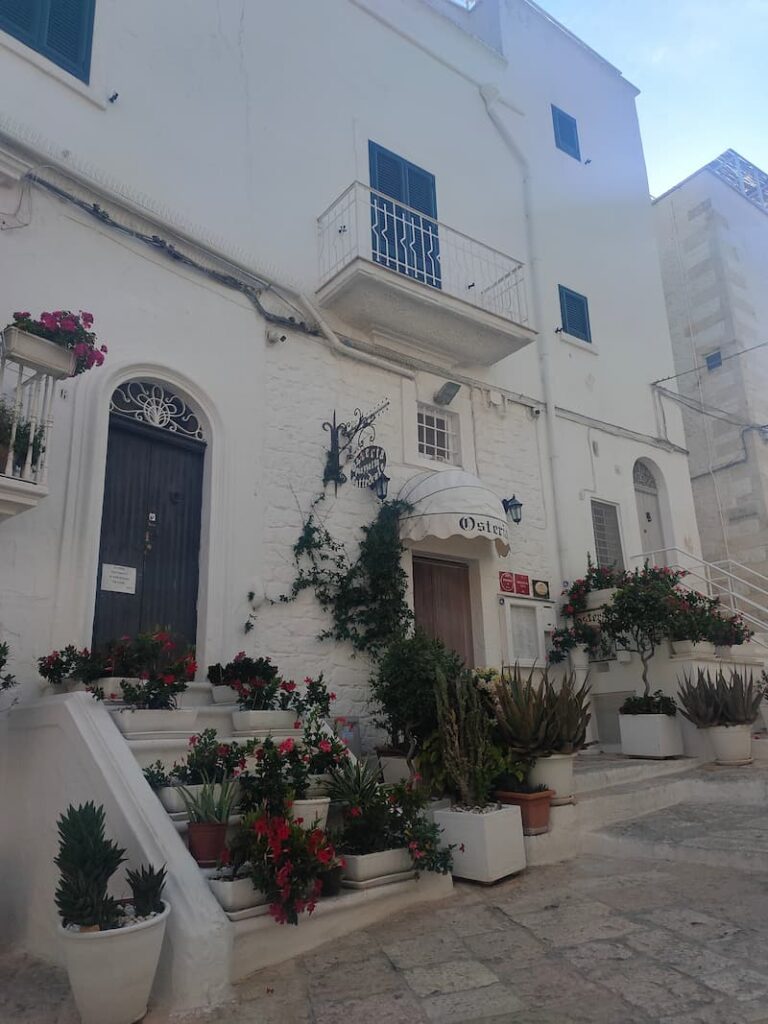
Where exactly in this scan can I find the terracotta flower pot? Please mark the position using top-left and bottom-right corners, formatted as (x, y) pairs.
(494, 789), (554, 836)
(187, 822), (228, 866)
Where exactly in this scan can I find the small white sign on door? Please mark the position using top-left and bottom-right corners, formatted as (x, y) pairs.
(101, 563), (137, 595)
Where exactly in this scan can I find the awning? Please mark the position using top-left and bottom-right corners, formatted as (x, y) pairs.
(397, 470), (510, 556)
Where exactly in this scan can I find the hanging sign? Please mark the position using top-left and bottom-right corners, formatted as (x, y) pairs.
(350, 445), (387, 488)
(101, 563), (137, 595)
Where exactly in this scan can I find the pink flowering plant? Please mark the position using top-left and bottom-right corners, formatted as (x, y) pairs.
(561, 555), (625, 616)
(168, 728), (256, 785)
(38, 645), (106, 688)
(303, 713), (349, 774)
(239, 735), (312, 816)
(9, 310), (107, 375)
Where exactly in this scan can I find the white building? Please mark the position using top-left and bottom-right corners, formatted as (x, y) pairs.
(654, 150), (768, 613)
(0, 0), (709, 1008)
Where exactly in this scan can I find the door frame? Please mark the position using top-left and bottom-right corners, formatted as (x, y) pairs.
(50, 365), (225, 671)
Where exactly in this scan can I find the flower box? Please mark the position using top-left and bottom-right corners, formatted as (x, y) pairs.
(619, 713), (683, 759)
(288, 796), (330, 831)
(211, 684), (237, 704)
(342, 848), (412, 882)
(528, 753), (575, 806)
(208, 877), (267, 913)
(2, 325), (75, 378)
(494, 789), (554, 835)
(433, 805), (526, 884)
(110, 708), (198, 736)
(232, 709), (297, 732)
(59, 902), (169, 1024)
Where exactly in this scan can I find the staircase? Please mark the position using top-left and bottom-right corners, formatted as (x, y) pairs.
(0, 686), (452, 1017)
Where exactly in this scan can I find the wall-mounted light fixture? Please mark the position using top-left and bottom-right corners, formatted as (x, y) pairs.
(433, 381), (462, 406)
(502, 495), (523, 524)
(371, 473), (390, 501)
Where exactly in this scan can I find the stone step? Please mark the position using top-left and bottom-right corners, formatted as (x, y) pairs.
(574, 754), (700, 795)
(583, 800), (768, 874)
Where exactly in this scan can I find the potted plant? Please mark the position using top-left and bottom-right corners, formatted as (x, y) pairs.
(370, 629), (462, 781)
(55, 802), (168, 1024)
(109, 673), (197, 735)
(303, 711), (350, 796)
(0, 399), (46, 477)
(562, 556), (623, 617)
(226, 657), (304, 732)
(146, 730), (252, 814)
(678, 668), (761, 765)
(3, 310), (107, 377)
(669, 590), (719, 656)
(707, 613), (753, 658)
(208, 652), (280, 704)
(178, 778), (238, 866)
(493, 764), (553, 836)
(527, 671), (591, 805)
(618, 689), (683, 758)
(431, 670), (525, 883)
(241, 734), (331, 830)
(96, 631), (196, 695)
(38, 645), (106, 693)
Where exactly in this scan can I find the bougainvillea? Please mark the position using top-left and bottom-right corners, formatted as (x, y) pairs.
(10, 310), (107, 375)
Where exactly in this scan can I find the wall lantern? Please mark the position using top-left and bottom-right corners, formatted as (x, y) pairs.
(433, 381), (462, 406)
(371, 473), (390, 502)
(502, 495), (523, 524)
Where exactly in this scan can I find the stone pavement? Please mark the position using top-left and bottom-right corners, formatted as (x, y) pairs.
(6, 852), (768, 1024)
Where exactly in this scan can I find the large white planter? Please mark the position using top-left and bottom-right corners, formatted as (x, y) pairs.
(58, 902), (169, 1024)
(208, 877), (267, 913)
(211, 684), (237, 704)
(111, 708), (198, 735)
(619, 713), (684, 758)
(529, 753), (575, 806)
(343, 848), (412, 882)
(377, 754), (410, 784)
(232, 709), (297, 732)
(288, 796), (330, 830)
(433, 805), (526, 884)
(585, 587), (617, 611)
(2, 325), (75, 378)
(760, 705), (768, 733)
(569, 648), (590, 671)
(708, 724), (753, 765)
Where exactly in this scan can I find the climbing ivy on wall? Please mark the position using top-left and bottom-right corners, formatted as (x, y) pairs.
(280, 498), (413, 657)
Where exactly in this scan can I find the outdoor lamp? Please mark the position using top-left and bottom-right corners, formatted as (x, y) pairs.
(433, 381), (462, 406)
(372, 474), (390, 501)
(503, 495), (523, 524)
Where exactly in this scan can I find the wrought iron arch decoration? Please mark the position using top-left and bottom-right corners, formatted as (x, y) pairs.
(110, 381), (205, 441)
(633, 461), (658, 493)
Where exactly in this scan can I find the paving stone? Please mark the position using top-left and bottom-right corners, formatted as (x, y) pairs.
(491, 957), (639, 1017)
(586, 961), (714, 1016)
(463, 921), (546, 962)
(383, 930), (468, 968)
(431, 903), (509, 936)
(420, 982), (524, 1022)
(403, 959), (498, 997)
(559, 939), (637, 970)
(513, 901), (642, 947)
(642, 907), (741, 942)
(307, 953), (400, 1000)
(299, 930), (381, 974)
(312, 989), (426, 1024)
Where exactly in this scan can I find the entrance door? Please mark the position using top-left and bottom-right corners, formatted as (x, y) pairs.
(633, 461), (664, 558)
(412, 557), (474, 667)
(92, 413), (204, 649)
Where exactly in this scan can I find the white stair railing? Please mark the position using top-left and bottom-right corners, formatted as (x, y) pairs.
(629, 547), (768, 653)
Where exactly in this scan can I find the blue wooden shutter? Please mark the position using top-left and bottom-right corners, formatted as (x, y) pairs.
(552, 105), (581, 161)
(559, 285), (591, 342)
(0, 0), (94, 82)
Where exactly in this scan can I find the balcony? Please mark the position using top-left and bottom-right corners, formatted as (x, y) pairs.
(317, 183), (536, 367)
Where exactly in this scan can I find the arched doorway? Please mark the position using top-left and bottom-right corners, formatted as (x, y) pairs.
(92, 381), (206, 649)
(633, 460), (664, 558)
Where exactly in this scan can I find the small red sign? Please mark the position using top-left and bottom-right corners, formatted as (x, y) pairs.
(514, 574), (531, 596)
(499, 571), (516, 594)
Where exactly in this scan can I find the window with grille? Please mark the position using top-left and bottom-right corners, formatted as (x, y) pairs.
(591, 500), (625, 571)
(507, 604), (540, 663)
(551, 105), (581, 161)
(0, 0), (95, 82)
(559, 285), (592, 343)
(417, 404), (460, 465)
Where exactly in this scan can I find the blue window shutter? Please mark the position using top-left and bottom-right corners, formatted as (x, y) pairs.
(552, 105), (581, 161)
(705, 350), (722, 371)
(559, 285), (591, 342)
(369, 142), (406, 202)
(405, 164), (437, 218)
(0, 0), (94, 82)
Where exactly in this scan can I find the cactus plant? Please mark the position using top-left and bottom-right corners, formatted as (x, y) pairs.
(434, 669), (495, 806)
(54, 802), (125, 930)
(126, 864), (167, 917)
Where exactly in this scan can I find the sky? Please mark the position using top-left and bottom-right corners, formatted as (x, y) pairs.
(535, 0), (768, 197)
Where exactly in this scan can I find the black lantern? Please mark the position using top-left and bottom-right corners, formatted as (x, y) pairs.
(371, 473), (390, 501)
(503, 495), (523, 524)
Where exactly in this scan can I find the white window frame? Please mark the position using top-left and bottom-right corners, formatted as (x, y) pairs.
(500, 598), (554, 669)
(416, 402), (461, 466)
(590, 499), (626, 572)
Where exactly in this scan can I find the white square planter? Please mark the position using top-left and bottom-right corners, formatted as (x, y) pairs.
(232, 709), (297, 732)
(208, 877), (267, 913)
(433, 805), (526, 884)
(2, 325), (75, 378)
(377, 754), (410, 784)
(619, 714), (683, 759)
(343, 848), (412, 882)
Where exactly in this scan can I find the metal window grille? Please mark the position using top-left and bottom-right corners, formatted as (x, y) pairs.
(417, 404), (460, 464)
(591, 500), (625, 571)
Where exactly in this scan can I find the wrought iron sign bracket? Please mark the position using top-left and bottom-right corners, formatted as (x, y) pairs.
(322, 399), (390, 494)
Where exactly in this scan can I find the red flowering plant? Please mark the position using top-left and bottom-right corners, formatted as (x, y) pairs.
(169, 728), (256, 785)
(302, 674), (336, 718)
(239, 735), (312, 816)
(707, 612), (753, 647)
(207, 653), (279, 694)
(548, 621), (606, 665)
(231, 811), (337, 925)
(38, 645), (106, 688)
(303, 712), (349, 775)
(561, 555), (626, 616)
(119, 674), (188, 710)
(8, 310), (107, 375)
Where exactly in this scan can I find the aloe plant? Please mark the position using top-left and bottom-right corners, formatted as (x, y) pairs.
(177, 777), (238, 823)
(545, 671), (592, 754)
(126, 863), (166, 917)
(678, 668), (761, 728)
(493, 665), (555, 759)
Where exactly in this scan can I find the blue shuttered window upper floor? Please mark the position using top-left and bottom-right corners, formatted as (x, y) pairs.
(559, 285), (592, 343)
(551, 105), (581, 161)
(0, 0), (95, 82)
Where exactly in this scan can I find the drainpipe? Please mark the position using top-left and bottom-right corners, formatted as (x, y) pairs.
(298, 294), (414, 380)
(479, 86), (567, 584)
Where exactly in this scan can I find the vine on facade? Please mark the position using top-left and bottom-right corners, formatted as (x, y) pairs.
(279, 497), (413, 657)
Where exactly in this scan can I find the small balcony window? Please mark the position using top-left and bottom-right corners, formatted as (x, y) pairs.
(417, 404), (460, 465)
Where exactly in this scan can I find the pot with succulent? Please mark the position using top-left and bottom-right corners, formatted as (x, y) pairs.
(370, 629), (463, 782)
(678, 668), (761, 765)
(178, 777), (239, 866)
(492, 766), (553, 837)
(618, 690), (683, 758)
(144, 730), (253, 814)
(55, 802), (169, 1024)
(3, 309), (107, 377)
(430, 669), (525, 884)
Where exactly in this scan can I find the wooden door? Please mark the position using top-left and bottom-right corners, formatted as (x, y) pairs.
(412, 557), (474, 667)
(92, 416), (204, 649)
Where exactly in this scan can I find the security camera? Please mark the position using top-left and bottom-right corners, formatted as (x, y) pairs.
(530, 407), (542, 418)
(266, 328), (287, 344)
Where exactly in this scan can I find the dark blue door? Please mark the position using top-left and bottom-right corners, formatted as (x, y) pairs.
(92, 416), (204, 649)
(369, 141), (441, 288)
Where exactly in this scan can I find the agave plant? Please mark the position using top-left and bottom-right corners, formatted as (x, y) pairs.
(493, 665), (556, 759)
(126, 863), (167, 917)
(678, 669), (761, 728)
(177, 777), (238, 823)
(544, 671), (592, 754)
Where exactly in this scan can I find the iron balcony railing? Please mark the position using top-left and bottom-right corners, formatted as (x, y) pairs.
(318, 182), (529, 328)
